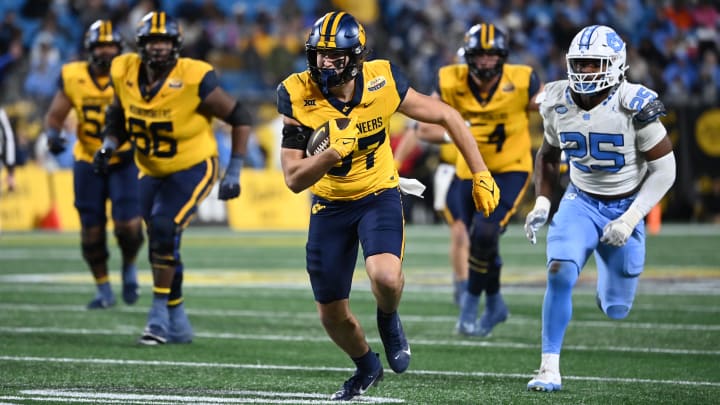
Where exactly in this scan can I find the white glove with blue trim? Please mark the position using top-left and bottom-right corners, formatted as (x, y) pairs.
(524, 196), (551, 245)
(601, 207), (643, 247)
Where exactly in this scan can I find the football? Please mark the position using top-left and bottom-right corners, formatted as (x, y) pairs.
(306, 117), (352, 156)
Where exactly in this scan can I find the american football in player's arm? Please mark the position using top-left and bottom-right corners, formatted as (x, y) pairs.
(306, 117), (357, 158)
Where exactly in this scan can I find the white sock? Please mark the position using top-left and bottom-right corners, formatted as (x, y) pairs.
(541, 353), (560, 373)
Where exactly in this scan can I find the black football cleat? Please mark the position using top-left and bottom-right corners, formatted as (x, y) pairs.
(330, 364), (384, 401)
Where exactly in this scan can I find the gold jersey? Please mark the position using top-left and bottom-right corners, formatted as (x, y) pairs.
(110, 54), (218, 176)
(279, 60), (407, 200)
(438, 63), (535, 179)
(438, 142), (458, 165)
(60, 61), (131, 163)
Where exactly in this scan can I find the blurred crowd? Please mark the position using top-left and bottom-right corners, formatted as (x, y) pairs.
(0, 0), (718, 218)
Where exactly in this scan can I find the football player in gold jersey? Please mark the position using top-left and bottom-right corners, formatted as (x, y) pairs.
(45, 20), (144, 310)
(277, 11), (500, 401)
(419, 23), (543, 337)
(93, 11), (252, 345)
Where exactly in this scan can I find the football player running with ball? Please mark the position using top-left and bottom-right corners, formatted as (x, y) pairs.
(277, 11), (500, 401)
(524, 25), (675, 392)
(45, 20), (144, 310)
(94, 11), (252, 345)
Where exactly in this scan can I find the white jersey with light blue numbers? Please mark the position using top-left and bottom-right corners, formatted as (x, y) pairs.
(539, 80), (667, 196)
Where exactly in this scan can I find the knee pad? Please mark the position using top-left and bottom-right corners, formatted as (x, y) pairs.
(148, 216), (178, 253)
(467, 223), (501, 291)
(605, 304), (630, 320)
(148, 216), (178, 267)
(547, 260), (579, 292)
(114, 220), (144, 257)
(81, 227), (108, 267)
(468, 224), (500, 271)
(469, 221), (500, 250)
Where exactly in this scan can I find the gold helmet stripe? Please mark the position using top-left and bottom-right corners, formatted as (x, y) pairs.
(150, 12), (167, 34)
(99, 21), (114, 42)
(480, 23), (495, 50)
(319, 11), (346, 48)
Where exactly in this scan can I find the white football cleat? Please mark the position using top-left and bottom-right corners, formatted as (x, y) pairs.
(527, 367), (562, 392)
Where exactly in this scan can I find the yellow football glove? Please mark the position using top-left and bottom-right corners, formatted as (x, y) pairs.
(472, 170), (500, 217)
(328, 116), (359, 159)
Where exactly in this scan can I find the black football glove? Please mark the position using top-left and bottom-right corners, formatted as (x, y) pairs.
(46, 128), (67, 155)
(93, 138), (118, 175)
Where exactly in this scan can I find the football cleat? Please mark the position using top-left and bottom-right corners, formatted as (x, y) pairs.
(168, 304), (193, 344)
(478, 293), (509, 337)
(121, 264), (140, 305)
(527, 367), (562, 392)
(137, 326), (167, 346)
(330, 364), (384, 401)
(86, 295), (116, 310)
(377, 309), (411, 373)
(455, 319), (483, 337)
(137, 302), (169, 345)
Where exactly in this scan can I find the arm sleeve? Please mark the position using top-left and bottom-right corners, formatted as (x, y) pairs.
(627, 152), (676, 217)
(281, 124), (313, 151)
(104, 103), (128, 145)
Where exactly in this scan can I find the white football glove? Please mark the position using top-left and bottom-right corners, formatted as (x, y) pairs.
(524, 196), (551, 245)
(600, 207), (643, 247)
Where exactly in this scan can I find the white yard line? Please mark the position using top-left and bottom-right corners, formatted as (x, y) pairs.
(0, 326), (718, 356)
(0, 388), (405, 404)
(1, 303), (719, 330)
(0, 356), (718, 389)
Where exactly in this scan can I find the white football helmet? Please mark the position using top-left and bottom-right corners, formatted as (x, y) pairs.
(566, 25), (628, 94)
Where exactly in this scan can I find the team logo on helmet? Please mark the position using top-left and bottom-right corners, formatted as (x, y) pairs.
(566, 25), (627, 95)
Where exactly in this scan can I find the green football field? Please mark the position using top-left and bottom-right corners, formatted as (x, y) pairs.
(1, 224), (719, 404)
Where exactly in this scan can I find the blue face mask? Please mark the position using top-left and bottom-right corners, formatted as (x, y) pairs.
(318, 68), (341, 94)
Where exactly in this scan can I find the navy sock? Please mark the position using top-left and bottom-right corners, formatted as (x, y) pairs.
(352, 349), (380, 374)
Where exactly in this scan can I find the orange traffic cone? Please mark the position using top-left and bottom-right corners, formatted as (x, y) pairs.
(39, 203), (62, 230)
(646, 204), (661, 235)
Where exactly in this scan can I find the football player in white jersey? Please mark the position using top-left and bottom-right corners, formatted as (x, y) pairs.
(523, 25), (676, 392)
